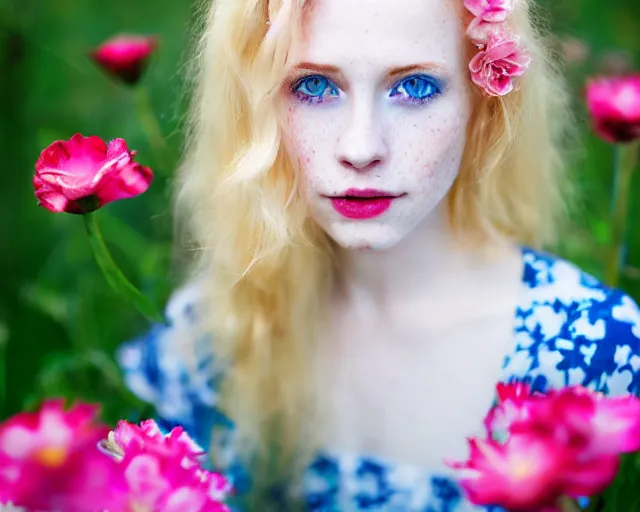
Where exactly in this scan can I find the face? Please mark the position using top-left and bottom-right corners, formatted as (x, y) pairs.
(279, 0), (472, 251)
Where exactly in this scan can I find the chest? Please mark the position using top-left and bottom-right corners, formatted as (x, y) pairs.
(313, 300), (517, 469)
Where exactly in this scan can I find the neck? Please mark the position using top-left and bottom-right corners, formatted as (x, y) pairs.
(333, 205), (514, 307)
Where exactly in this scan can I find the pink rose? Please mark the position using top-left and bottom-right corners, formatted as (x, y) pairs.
(586, 75), (640, 143)
(469, 33), (531, 97)
(33, 134), (153, 214)
(90, 35), (157, 85)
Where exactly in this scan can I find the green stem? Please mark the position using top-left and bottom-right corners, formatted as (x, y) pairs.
(83, 213), (165, 324)
(134, 86), (171, 174)
(604, 142), (638, 287)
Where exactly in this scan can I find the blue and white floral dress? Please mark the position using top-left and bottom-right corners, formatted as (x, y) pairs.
(116, 247), (640, 511)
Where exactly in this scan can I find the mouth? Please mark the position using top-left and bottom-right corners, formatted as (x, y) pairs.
(325, 188), (405, 220)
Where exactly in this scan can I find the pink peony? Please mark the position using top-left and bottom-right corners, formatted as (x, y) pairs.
(0, 400), (117, 510)
(34, 134), (153, 214)
(586, 75), (640, 143)
(100, 419), (232, 512)
(469, 32), (531, 97)
(451, 435), (570, 511)
(90, 34), (158, 85)
(451, 384), (640, 509)
(0, 403), (231, 512)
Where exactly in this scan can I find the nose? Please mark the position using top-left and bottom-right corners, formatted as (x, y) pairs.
(335, 102), (387, 172)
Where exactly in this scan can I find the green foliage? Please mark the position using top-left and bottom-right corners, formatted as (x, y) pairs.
(0, 0), (638, 450)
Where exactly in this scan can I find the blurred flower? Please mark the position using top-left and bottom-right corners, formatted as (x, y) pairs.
(33, 133), (153, 214)
(559, 36), (590, 65)
(450, 384), (640, 510)
(586, 75), (640, 143)
(99, 419), (232, 512)
(90, 34), (158, 85)
(514, 387), (640, 458)
(484, 382), (538, 442)
(0, 405), (230, 512)
(451, 435), (570, 511)
(0, 400), (115, 510)
(103, 419), (206, 466)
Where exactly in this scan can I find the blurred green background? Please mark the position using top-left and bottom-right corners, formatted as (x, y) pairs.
(0, 0), (639, 424)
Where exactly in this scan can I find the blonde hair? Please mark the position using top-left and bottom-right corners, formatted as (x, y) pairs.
(175, 0), (573, 502)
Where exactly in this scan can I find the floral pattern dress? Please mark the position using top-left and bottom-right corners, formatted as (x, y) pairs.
(116, 247), (640, 511)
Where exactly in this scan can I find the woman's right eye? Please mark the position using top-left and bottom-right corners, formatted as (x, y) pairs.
(291, 75), (340, 104)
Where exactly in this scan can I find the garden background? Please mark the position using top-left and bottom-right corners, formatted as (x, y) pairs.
(0, 0), (639, 424)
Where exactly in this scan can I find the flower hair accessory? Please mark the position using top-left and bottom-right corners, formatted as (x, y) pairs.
(464, 0), (531, 97)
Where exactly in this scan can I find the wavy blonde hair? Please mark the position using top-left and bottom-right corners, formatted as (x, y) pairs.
(176, 0), (573, 502)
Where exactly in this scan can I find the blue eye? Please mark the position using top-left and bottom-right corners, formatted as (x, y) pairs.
(390, 75), (442, 104)
(292, 75), (340, 104)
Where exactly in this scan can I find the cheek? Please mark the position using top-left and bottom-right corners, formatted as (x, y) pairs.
(400, 110), (468, 191)
(282, 106), (335, 189)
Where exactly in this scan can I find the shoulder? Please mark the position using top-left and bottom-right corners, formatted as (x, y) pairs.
(504, 247), (640, 396)
(116, 283), (230, 446)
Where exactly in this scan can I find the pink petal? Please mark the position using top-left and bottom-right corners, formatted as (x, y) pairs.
(93, 162), (153, 206)
(589, 396), (640, 454)
(464, 0), (514, 18)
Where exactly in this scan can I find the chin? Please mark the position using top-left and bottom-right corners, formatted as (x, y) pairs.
(324, 222), (405, 252)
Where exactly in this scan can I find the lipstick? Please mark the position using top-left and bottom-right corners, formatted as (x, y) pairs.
(328, 188), (403, 220)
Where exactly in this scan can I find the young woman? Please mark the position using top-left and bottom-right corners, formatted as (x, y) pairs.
(117, 0), (640, 509)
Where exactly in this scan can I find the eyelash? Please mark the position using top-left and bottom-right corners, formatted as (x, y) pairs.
(289, 73), (444, 106)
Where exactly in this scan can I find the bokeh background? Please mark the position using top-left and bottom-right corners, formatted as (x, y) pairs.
(0, 0), (639, 424)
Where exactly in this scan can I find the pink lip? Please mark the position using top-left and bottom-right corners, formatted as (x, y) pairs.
(328, 188), (403, 220)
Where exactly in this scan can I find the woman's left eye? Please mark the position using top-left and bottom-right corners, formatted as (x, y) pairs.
(390, 75), (442, 103)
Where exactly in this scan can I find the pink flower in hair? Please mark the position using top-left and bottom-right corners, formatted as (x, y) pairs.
(465, 0), (515, 44)
(469, 32), (531, 97)
(464, 0), (515, 20)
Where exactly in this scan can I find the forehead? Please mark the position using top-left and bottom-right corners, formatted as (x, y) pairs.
(296, 0), (465, 68)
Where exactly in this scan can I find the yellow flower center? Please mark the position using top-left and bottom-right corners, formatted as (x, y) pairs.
(34, 446), (67, 467)
(511, 458), (534, 480)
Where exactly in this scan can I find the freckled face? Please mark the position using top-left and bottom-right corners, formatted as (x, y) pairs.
(279, 0), (472, 251)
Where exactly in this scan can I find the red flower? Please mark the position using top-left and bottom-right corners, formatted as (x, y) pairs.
(90, 35), (157, 85)
(33, 134), (153, 214)
(586, 75), (640, 143)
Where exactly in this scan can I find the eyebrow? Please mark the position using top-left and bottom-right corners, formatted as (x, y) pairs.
(291, 61), (448, 80)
